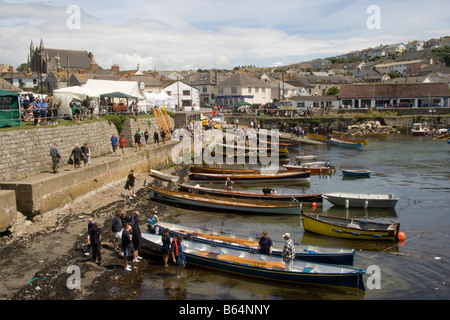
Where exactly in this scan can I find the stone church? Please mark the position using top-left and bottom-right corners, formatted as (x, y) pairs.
(28, 39), (97, 74)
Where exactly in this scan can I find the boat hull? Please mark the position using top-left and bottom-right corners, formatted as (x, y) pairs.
(323, 193), (398, 208)
(150, 169), (179, 182)
(342, 170), (371, 177)
(284, 165), (333, 174)
(188, 171), (311, 184)
(178, 184), (323, 203)
(148, 187), (302, 215)
(154, 220), (355, 265)
(140, 233), (365, 292)
(301, 212), (400, 241)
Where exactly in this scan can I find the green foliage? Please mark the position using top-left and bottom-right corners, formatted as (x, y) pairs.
(104, 114), (127, 133)
(326, 86), (339, 96)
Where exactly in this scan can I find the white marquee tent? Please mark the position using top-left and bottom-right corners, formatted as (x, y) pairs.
(53, 86), (100, 116)
(83, 79), (147, 112)
(144, 92), (176, 112)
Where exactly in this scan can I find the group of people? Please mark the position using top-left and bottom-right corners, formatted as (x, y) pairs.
(84, 208), (295, 276)
(111, 210), (143, 271)
(21, 93), (61, 126)
(49, 141), (91, 173)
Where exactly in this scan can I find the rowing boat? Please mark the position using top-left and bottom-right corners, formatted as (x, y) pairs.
(148, 186), (302, 215)
(140, 233), (366, 292)
(188, 170), (311, 184)
(177, 183), (323, 203)
(150, 169), (179, 183)
(190, 166), (278, 175)
(283, 163), (334, 174)
(152, 220), (355, 265)
(323, 192), (399, 208)
(342, 169), (371, 177)
(307, 133), (367, 146)
(301, 212), (401, 241)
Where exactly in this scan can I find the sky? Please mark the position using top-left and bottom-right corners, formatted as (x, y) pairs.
(0, 0), (449, 71)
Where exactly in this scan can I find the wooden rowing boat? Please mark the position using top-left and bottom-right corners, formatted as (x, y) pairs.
(342, 169), (371, 177)
(307, 133), (368, 145)
(332, 131), (389, 138)
(283, 163), (334, 174)
(152, 220), (355, 265)
(188, 170), (311, 184)
(140, 233), (366, 292)
(301, 212), (400, 241)
(177, 183), (323, 203)
(323, 192), (399, 208)
(190, 166), (278, 175)
(148, 186), (302, 215)
(150, 169), (179, 183)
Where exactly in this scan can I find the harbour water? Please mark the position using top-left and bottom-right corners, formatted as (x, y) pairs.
(131, 134), (450, 300)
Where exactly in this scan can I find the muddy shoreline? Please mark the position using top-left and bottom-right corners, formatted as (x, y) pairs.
(0, 169), (185, 300)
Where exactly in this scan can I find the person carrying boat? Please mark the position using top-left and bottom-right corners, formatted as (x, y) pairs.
(282, 233), (295, 271)
(225, 177), (234, 192)
(258, 231), (273, 255)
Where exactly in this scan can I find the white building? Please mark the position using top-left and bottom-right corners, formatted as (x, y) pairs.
(215, 73), (271, 108)
(162, 80), (200, 110)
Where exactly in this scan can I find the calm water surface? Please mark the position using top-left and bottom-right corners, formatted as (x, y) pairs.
(132, 134), (449, 300)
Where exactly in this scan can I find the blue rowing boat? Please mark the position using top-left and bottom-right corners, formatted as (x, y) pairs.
(149, 219), (355, 265)
(140, 233), (366, 292)
(342, 169), (371, 177)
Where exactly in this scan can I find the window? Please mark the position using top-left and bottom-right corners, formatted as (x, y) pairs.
(231, 87), (237, 94)
(218, 88), (223, 94)
(166, 91), (172, 96)
(183, 90), (190, 96)
(248, 87), (252, 93)
(202, 86), (207, 93)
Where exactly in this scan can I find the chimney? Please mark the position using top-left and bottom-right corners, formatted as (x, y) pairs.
(90, 62), (99, 72)
(112, 64), (120, 73)
(9, 65), (14, 73)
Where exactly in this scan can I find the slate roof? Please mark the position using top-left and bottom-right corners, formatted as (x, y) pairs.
(45, 49), (94, 69)
(216, 73), (269, 88)
(339, 83), (449, 99)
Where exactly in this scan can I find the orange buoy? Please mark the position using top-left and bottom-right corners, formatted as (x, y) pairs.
(312, 202), (317, 207)
(398, 232), (406, 241)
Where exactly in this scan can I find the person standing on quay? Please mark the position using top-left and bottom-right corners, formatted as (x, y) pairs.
(81, 142), (91, 166)
(49, 142), (61, 173)
(119, 135), (127, 156)
(282, 233), (295, 271)
(85, 218), (95, 256)
(70, 144), (85, 169)
(144, 129), (149, 145)
(111, 134), (118, 156)
(89, 222), (102, 266)
(161, 228), (171, 267)
(154, 130), (159, 145)
(134, 130), (142, 151)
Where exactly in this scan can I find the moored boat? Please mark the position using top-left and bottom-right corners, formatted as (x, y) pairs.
(301, 212), (401, 241)
(140, 233), (366, 292)
(284, 163), (334, 174)
(323, 192), (399, 208)
(178, 183), (323, 203)
(188, 170), (311, 184)
(295, 155), (317, 162)
(148, 186), (302, 215)
(152, 220), (355, 265)
(411, 123), (427, 136)
(150, 169), (179, 183)
(189, 166), (277, 175)
(342, 169), (371, 177)
(307, 133), (368, 145)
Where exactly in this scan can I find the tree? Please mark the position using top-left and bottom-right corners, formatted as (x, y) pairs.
(16, 63), (28, 72)
(326, 86), (339, 96)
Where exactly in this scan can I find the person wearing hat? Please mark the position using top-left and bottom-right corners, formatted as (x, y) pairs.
(282, 233), (295, 271)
